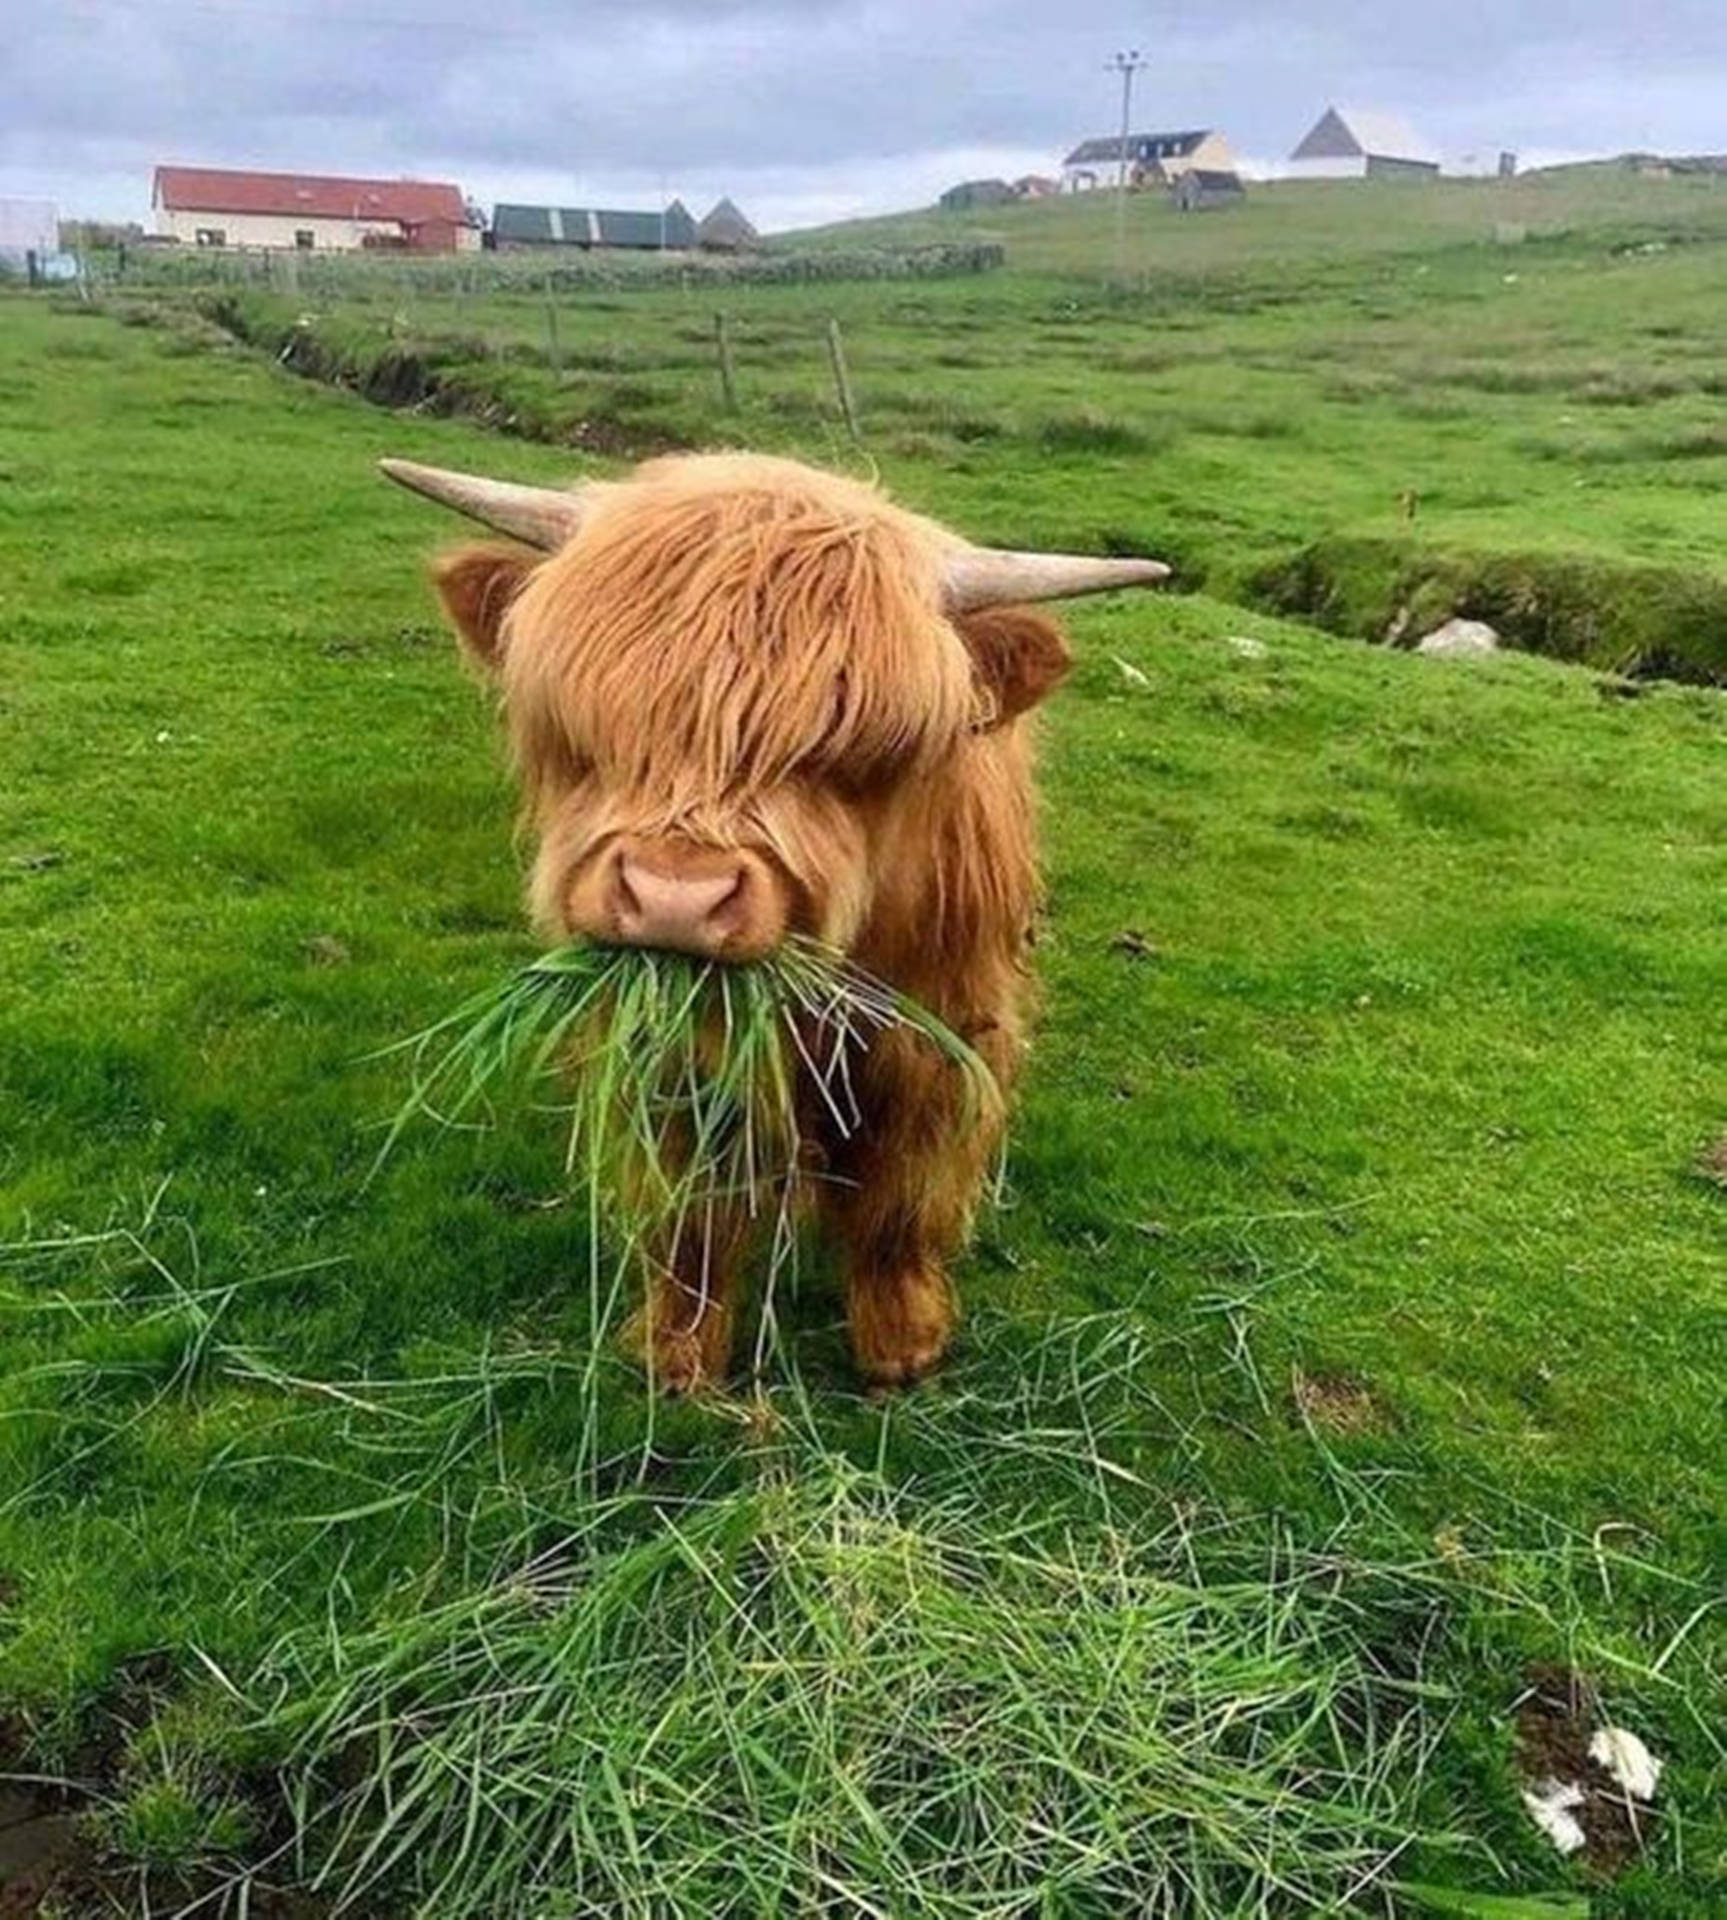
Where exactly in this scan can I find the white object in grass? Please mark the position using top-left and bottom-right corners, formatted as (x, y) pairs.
(1113, 656), (1150, 687)
(1521, 1778), (1587, 1855)
(1226, 635), (1267, 658)
(1417, 618), (1499, 657)
(1589, 1727), (1662, 1800)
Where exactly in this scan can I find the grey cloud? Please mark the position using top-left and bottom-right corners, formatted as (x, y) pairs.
(8, 2), (1727, 224)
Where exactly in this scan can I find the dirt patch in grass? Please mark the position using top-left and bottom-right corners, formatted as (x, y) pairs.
(1292, 1368), (1392, 1435)
(0, 1712), (326, 1919)
(1513, 1663), (1658, 1876)
(301, 934), (351, 968)
(1692, 1132), (1727, 1188)
(0, 1717), (87, 1918)
(0, 1811), (85, 1918)
(1109, 928), (1163, 962)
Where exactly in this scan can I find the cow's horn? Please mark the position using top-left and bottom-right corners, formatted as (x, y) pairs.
(378, 458), (586, 550)
(942, 549), (1169, 612)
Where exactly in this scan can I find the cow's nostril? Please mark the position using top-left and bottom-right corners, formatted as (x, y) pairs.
(612, 858), (643, 923)
(705, 869), (745, 930)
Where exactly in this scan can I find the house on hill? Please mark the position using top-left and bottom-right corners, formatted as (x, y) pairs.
(1288, 108), (1439, 180)
(151, 167), (478, 250)
(1171, 169), (1246, 212)
(491, 200), (698, 250)
(939, 178), (1016, 211)
(1062, 129), (1235, 191)
(697, 198), (758, 250)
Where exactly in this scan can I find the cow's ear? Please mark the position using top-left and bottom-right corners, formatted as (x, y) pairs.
(432, 543), (539, 673)
(951, 606), (1073, 729)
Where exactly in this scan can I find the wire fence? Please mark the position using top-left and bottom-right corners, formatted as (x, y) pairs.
(37, 238), (1006, 302)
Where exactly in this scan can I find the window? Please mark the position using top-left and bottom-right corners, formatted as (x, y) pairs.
(294, 229), (314, 250)
(194, 228), (227, 248)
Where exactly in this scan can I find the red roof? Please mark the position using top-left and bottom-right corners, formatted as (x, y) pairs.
(152, 166), (467, 228)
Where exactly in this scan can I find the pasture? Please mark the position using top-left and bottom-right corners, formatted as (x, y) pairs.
(138, 181), (1727, 687)
(2, 175), (1724, 1914)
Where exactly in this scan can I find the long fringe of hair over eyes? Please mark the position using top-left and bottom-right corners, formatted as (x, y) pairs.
(498, 454), (981, 817)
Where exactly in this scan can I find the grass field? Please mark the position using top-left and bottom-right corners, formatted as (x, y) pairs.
(2, 174), (1724, 1914)
(123, 169), (1727, 684)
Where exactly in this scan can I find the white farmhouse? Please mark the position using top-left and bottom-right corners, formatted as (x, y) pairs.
(1062, 130), (1236, 192)
(1288, 108), (1440, 180)
(152, 166), (479, 252)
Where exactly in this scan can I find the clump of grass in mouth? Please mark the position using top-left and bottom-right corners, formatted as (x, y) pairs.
(379, 936), (997, 1236)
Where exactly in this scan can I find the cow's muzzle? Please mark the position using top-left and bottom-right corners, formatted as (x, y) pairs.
(571, 837), (787, 962)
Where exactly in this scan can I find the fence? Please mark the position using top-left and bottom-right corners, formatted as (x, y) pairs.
(53, 240), (1005, 302)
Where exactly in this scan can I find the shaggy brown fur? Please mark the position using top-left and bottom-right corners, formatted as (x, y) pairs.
(432, 453), (1070, 1390)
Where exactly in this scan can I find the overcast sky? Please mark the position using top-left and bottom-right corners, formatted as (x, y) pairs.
(5, 2), (1724, 232)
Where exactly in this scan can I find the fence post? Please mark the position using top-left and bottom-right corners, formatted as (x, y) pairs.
(826, 317), (860, 442)
(713, 311), (738, 411)
(545, 300), (561, 370)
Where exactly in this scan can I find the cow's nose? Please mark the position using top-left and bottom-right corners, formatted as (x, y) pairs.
(611, 852), (750, 957)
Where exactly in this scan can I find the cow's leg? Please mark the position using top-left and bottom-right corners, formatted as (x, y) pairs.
(625, 1205), (749, 1394)
(822, 1041), (1004, 1386)
(843, 1226), (959, 1387)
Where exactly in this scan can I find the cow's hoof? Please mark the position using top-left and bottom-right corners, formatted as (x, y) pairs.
(858, 1337), (949, 1391)
(619, 1306), (725, 1396)
(649, 1335), (714, 1396)
(849, 1267), (955, 1389)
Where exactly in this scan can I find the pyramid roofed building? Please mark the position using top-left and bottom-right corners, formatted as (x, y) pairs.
(1289, 107), (1440, 179)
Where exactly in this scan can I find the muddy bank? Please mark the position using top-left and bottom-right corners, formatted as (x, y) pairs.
(0, 1780), (83, 1917)
(1249, 532), (1727, 686)
(192, 290), (692, 459)
(0, 1715), (324, 1918)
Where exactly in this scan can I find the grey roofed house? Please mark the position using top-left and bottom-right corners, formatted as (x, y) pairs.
(697, 197), (759, 250)
(938, 178), (1016, 211)
(491, 199), (698, 249)
(1289, 107), (1440, 178)
(1062, 129), (1235, 190)
(1064, 129), (1211, 167)
(1171, 169), (1246, 211)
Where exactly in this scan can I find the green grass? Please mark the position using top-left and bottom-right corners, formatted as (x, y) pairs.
(118, 169), (1727, 680)
(243, 1420), (1444, 1917)
(1, 204), (1724, 1917)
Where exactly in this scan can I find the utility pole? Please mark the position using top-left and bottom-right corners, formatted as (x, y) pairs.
(1106, 49), (1147, 283)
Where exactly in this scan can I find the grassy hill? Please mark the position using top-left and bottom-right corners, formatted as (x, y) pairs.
(1, 176), (1724, 1914)
(776, 166), (1727, 275)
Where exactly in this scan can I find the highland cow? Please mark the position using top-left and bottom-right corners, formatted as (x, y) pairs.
(383, 452), (1165, 1390)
